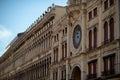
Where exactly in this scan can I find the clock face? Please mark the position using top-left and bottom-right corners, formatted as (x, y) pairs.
(73, 25), (81, 49)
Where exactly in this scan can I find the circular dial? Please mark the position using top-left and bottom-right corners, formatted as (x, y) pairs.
(73, 25), (81, 49)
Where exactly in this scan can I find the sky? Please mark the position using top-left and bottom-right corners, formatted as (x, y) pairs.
(0, 0), (67, 56)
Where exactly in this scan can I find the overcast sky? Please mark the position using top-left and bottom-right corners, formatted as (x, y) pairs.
(0, 0), (67, 56)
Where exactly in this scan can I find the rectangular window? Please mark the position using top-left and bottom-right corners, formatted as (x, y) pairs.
(89, 30), (92, 50)
(103, 54), (115, 76)
(88, 60), (97, 79)
(89, 11), (92, 20)
(61, 66), (66, 80)
(64, 70), (66, 80)
(57, 34), (59, 41)
(65, 27), (67, 34)
(63, 29), (64, 36)
(94, 28), (97, 48)
(61, 71), (64, 80)
(93, 8), (97, 17)
(54, 47), (58, 63)
(55, 72), (58, 80)
(54, 36), (56, 42)
(54, 49), (55, 63)
(65, 42), (67, 58)
(62, 42), (67, 60)
(56, 48), (58, 62)
(53, 71), (58, 80)
(53, 72), (55, 80)
(62, 44), (64, 59)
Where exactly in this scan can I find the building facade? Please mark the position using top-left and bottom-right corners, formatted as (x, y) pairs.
(0, 0), (120, 80)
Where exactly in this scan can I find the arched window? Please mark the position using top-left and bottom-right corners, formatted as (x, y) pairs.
(104, 21), (108, 44)
(109, 18), (114, 41)
(94, 27), (97, 48)
(89, 30), (92, 49)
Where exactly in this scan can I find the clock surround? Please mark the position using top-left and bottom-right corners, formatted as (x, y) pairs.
(73, 25), (82, 49)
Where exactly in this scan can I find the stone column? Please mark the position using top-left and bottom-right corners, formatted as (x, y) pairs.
(50, 68), (53, 80)
(98, 1), (102, 77)
(115, 0), (120, 43)
(81, 4), (87, 78)
(118, 0), (120, 74)
(116, 0), (120, 75)
(66, 17), (71, 80)
(67, 22), (70, 57)
(58, 67), (60, 80)
(81, 54), (87, 80)
(59, 30), (62, 62)
(66, 60), (69, 80)
(116, 48), (120, 74)
(98, 55), (102, 77)
(81, 3), (87, 52)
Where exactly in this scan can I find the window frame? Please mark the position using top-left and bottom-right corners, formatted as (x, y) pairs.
(89, 30), (92, 49)
(93, 7), (97, 17)
(103, 54), (115, 76)
(104, 21), (109, 44)
(104, 0), (109, 10)
(109, 18), (114, 41)
(88, 11), (92, 20)
(88, 60), (97, 79)
(94, 27), (97, 48)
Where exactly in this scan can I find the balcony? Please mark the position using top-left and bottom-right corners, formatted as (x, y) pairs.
(102, 69), (115, 76)
(102, 38), (115, 45)
(103, 39), (110, 45)
(87, 46), (98, 52)
(87, 73), (97, 80)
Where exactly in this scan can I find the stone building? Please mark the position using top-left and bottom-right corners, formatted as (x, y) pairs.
(0, 0), (120, 80)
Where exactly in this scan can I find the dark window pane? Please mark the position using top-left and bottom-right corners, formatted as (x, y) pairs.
(94, 27), (97, 48)
(89, 30), (92, 49)
(104, 22), (108, 43)
(94, 8), (97, 17)
(89, 11), (92, 20)
(110, 0), (114, 6)
(104, 0), (108, 10)
(109, 18), (114, 41)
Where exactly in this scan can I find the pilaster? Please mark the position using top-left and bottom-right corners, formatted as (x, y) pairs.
(81, 3), (87, 52)
(65, 60), (69, 80)
(81, 54), (87, 80)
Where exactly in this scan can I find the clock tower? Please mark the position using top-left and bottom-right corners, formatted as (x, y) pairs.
(67, 0), (87, 52)
(67, 0), (87, 80)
